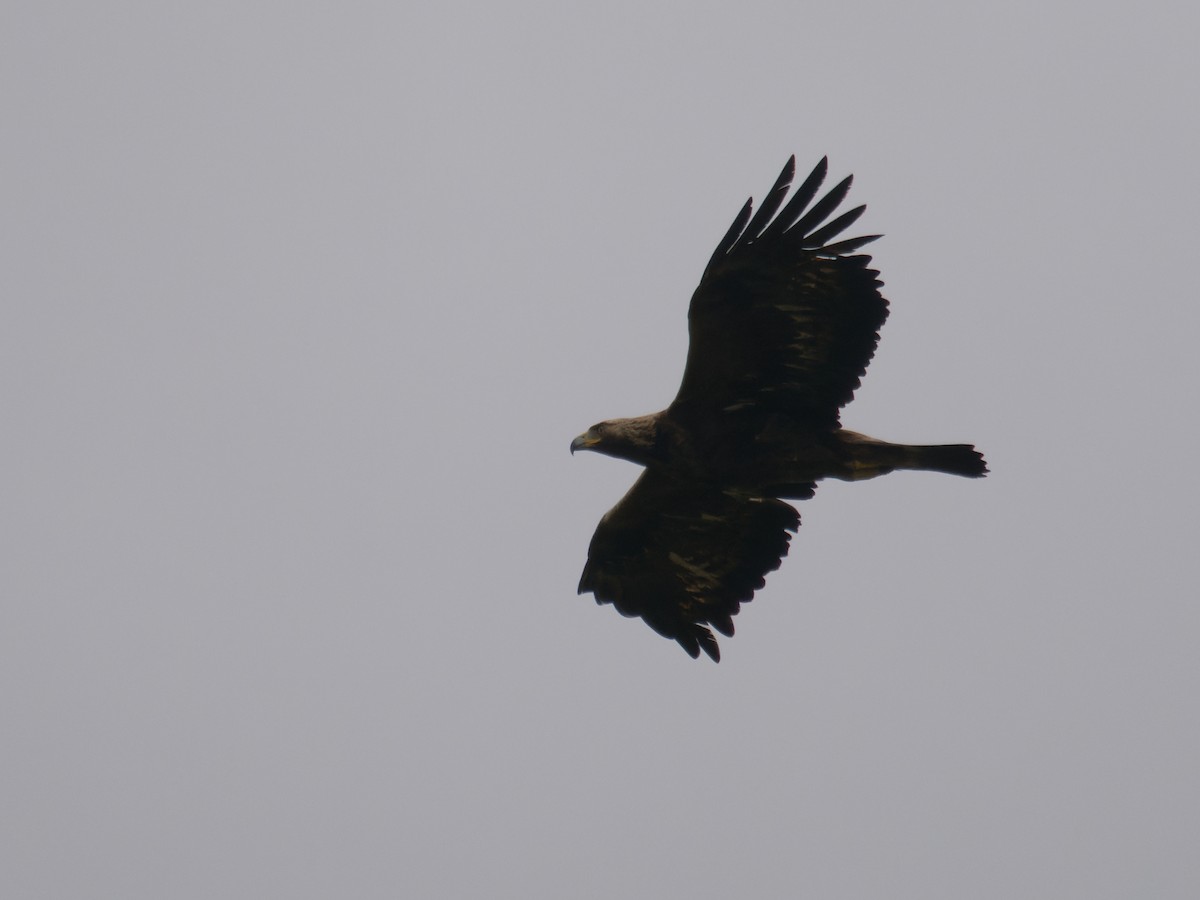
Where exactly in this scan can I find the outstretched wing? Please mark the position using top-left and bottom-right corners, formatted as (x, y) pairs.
(671, 157), (889, 430)
(577, 471), (804, 661)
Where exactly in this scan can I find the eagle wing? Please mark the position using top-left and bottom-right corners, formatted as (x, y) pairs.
(671, 157), (889, 430)
(577, 471), (804, 661)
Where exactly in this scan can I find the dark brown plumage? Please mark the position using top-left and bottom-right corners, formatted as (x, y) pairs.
(572, 157), (986, 661)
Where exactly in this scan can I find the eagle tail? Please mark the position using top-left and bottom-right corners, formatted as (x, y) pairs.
(838, 433), (988, 480)
(903, 443), (988, 478)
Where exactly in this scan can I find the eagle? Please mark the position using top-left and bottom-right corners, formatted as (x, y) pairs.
(571, 156), (987, 661)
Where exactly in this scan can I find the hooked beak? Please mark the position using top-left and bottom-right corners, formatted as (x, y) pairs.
(570, 430), (599, 455)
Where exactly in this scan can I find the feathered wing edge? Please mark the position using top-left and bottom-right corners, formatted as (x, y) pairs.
(578, 477), (803, 662)
(706, 156), (881, 272)
(675, 157), (891, 426)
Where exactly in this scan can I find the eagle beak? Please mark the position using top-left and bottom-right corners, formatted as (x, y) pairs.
(571, 431), (599, 455)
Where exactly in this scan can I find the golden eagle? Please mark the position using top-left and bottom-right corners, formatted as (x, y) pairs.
(571, 156), (987, 661)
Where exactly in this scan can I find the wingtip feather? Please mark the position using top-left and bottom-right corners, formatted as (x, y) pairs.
(698, 628), (721, 662)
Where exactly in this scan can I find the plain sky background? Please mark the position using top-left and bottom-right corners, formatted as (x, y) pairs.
(3, 2), (1198, 897)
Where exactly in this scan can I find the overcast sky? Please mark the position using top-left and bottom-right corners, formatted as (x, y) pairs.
(3, 2), (1198, 898)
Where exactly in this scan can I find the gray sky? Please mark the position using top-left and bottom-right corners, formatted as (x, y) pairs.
(4, 2), (1198, 897)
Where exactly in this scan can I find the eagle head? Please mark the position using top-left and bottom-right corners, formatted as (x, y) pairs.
(571, 415), (664, 466)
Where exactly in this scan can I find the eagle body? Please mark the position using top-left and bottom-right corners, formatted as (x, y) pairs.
(572, 157), (986, 661)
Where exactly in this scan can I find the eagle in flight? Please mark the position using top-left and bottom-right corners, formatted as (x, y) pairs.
(571, 156), (987, 661)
